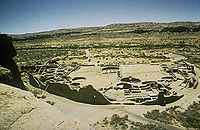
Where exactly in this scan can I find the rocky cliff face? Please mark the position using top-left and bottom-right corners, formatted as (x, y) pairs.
(0, 83), (80, 130)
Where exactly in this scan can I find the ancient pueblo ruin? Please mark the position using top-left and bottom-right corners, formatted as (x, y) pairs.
(23, 50), (198, 106)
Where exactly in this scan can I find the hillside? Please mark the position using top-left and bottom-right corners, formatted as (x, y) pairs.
(11, 22), (200, 45)
(10, 22), (200, 68)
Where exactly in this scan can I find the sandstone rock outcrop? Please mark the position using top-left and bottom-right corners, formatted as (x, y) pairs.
(0, 83), (79, 130)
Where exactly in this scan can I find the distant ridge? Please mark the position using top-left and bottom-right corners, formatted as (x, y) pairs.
(11, 21), (200, 35)
(10, 21), (200, 43)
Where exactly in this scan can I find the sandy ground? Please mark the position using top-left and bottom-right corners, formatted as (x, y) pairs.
(69, 66), (118, 89)
(42, 93), (183, 129)
(121, 64), (168, 81)
(43, 53), (200, 129)
(3, 81), (195, 129)
(69, 64), (168, 89)
(1, 53), (199, 129)
(40, 71), (199, 129)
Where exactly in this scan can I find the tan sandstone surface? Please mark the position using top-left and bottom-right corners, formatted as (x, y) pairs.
(0, 83), (90, 130)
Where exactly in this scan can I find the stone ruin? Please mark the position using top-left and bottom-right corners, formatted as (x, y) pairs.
(21, 59), (198, 106)
(98, 61), (198, 105)
(26, 60), (110, 105)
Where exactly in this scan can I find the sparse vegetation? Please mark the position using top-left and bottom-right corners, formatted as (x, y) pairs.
(144, 109), (176, 125)
(11, 22), (200, 66)
(93, 114), (168, 130)
(3, 22), (200, 129)
(144, 100), (200, 129)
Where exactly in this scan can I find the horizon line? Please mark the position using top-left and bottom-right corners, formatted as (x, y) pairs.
(6, 20), (200, 35)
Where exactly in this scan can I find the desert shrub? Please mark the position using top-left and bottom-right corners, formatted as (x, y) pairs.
(176, 102), (200, 129)
(140, 124), (167, 130)
(144, 109), (175, 125)
(15, 49), (67, 63)
(110, 114), (129, 128)
(93, 114), (167, 130)
(145, 101), (200, 129)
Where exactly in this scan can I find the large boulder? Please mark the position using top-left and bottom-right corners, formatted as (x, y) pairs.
(0, 83), (79, 130)
(0, 66), (12, 85)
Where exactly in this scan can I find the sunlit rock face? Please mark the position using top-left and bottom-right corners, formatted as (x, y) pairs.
(0, 83), (79, 130)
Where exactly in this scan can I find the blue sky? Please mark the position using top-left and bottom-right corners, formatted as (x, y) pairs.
(0, 0), (200, 34)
